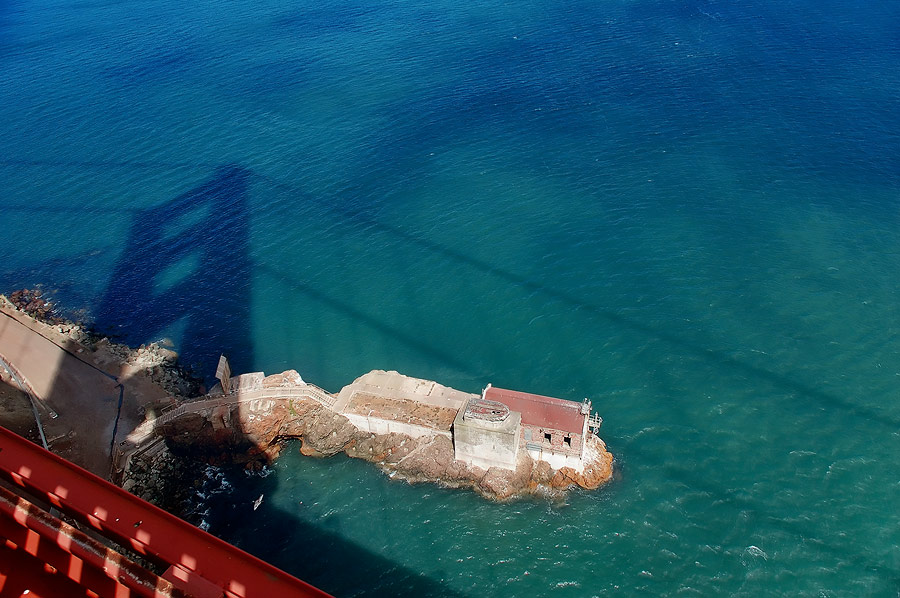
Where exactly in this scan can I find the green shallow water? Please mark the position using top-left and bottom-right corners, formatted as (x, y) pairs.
(1, 0), (899, 594)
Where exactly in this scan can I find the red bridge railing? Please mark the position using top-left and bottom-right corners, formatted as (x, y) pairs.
(0, 425), (331, 598)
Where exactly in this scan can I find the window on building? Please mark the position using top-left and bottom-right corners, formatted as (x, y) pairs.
(544, 432), (552, 443)
(564, 436), (572, 447)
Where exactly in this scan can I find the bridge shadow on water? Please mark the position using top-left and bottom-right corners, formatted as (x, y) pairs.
(2, 162), (463, 596)
(193, 458), (464, 598)
(5, 158), (897, 592)
(254, 171), (900, 432)
(91, 165), (254, 379)
(88, 165), (462, 596)
(8, 158), (895, 432)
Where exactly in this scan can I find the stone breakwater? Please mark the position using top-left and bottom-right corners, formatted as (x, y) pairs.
(150, 370), (614, 501)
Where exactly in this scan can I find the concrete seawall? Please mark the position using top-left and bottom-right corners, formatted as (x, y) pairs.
(342, 413), (452, 441)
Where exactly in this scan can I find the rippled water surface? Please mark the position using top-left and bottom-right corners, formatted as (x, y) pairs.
(1, 0), (899, 595)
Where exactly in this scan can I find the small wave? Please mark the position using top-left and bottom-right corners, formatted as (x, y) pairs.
(741, 545), (769, 565)
(555, 581), (581, 588)
(179, 464), (235, 528)
(244, 464), (274, 478)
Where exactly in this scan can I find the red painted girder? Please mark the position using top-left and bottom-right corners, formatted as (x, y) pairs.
(0, 484), (185, 597)
(0, 426), (332, 598)
(0, 540), (93, 598)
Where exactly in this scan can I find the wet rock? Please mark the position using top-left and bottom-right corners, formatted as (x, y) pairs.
(531, 460), (554, 486)
(157, 347), (178, 364)
(8, 288), (62, 323)
(550, 437), (614, 491)
(478, 454), (533, 501)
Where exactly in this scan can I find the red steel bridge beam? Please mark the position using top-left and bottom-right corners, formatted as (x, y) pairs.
(0, 483), (187, 597)
(0, 425), (331, 598)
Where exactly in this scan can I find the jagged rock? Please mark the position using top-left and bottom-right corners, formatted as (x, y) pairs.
(164, 413), (206, 435)
(347, 433), (390, 461)
(445, 457), (478, 483)
(531, 460), (554, 486)
(282, 370), (304, 386)
(383, 436), (418, 464)
(262, 369), (304, 388)
(298, 440), (325, 457)
(478, 454), (533, 500)
(157, 347), (178, 363)
(394, 435), (452, 479)
(8, 288), (62, 323)
(296, 410), (360, 457)
(478, 468), (518, 500)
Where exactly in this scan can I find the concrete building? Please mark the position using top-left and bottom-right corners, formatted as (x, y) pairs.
(452, 396), (521, 470)
(453, 384), (600, 472)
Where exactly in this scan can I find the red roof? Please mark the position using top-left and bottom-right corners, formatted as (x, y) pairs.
(485, 387), (585, 434)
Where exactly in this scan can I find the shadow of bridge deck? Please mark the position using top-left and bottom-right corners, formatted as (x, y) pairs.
(3, 157), (898, 593)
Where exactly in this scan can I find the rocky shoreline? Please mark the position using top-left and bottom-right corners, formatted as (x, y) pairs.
(156, 385), (614, 502)
(6, 288), (204, 399)
(346, 431), (613, 501)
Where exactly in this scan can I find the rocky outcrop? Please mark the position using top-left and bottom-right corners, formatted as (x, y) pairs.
(120, 445), (208, 512)
(1, 290), (206, 481)
(4, 289), (615, 503)
(344, 431), (613, 500)
(155, 392), (614, 501)
(93, 337), (202, 398)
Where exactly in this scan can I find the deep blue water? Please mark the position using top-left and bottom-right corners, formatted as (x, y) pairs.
(1, 0), (899, 595)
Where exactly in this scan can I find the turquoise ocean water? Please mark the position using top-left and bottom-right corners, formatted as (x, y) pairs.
(1, 0), (899, 594)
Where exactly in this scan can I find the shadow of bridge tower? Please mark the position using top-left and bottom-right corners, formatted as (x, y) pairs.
(93, 165), (253, 380)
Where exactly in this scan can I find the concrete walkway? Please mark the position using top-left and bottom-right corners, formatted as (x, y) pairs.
(0, 301), (162, 478)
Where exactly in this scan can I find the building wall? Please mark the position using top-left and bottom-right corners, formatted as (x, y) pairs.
(452, 410), (521, 471)
(523, 446), (586, 472)
(522, 424), (583, 458)
(520, 423), (588, 471)
(343, 412), (451, 441)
